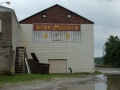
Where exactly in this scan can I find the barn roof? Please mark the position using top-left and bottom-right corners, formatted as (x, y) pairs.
(0, 5), (13, 12)
(19, 4), (94, 24)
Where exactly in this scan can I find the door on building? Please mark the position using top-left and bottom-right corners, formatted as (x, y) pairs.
(48, 59), (67, 73)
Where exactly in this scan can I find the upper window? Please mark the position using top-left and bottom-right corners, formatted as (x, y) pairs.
(67, 14), (72, 18)
(42, 13), (47, 18)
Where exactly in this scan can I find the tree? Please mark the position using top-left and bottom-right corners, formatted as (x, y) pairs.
(103, 35), (120, 67)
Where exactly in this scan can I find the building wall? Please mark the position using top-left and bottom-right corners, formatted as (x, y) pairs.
(11, 12), (21, 73)
(0, 12), (12, 72)
(0, 12), (12, 46)
(12, 12), (20, 51)
(19, 24), (94, 73)
(0, 46), (12, 71)
(0, 11), (20, 73)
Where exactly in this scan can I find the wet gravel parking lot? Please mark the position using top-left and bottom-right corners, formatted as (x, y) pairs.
(1, 68), (120, 90)
(1, 75), (101, 90)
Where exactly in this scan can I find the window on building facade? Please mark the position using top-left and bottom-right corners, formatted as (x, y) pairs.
(67, 14), (72, 18)
(42, 13), (47, 18)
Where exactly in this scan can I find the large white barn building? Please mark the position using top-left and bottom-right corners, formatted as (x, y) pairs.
(19, 4), (94, 73)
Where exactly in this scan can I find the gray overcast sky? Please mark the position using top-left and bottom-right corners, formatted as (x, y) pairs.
(1, 0), (120, 57)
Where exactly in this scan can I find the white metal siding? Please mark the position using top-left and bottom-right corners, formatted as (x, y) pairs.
(12, 13), (21, 73)
(19, 24), (94, 73)
(12, 12), (20, 51)
(33, 31), (81, 43)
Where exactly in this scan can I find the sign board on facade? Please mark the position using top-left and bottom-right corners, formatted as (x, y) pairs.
(34, 24), (80, 31)
(33, 24), (81, 43)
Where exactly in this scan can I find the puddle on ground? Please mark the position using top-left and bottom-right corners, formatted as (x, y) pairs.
(52, 74), (120, 90)
(59, 83), (95, 90)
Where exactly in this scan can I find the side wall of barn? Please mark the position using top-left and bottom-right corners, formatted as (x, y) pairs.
(19, 24), (94, 73)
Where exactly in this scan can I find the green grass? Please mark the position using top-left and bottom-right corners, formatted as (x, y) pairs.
(0, 83), (3, 88)
(0, 73), (80, 84)
(93, 70), (102, 74)
(0, 74), (50, 83)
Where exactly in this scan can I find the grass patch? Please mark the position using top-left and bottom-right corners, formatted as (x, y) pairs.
(0, 73), (82, 84)
(0, 74), (51, 83)
(0, 83), (3, 88)
(93, 70), (102, 74)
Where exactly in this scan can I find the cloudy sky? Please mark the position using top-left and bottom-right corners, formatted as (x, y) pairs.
(1, 0), (120, 57)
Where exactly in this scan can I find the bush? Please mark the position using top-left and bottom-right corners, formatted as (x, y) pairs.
(1, 69), (13, 76)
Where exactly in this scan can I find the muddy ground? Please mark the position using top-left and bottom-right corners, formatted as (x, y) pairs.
(2, 68), (120, 90)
